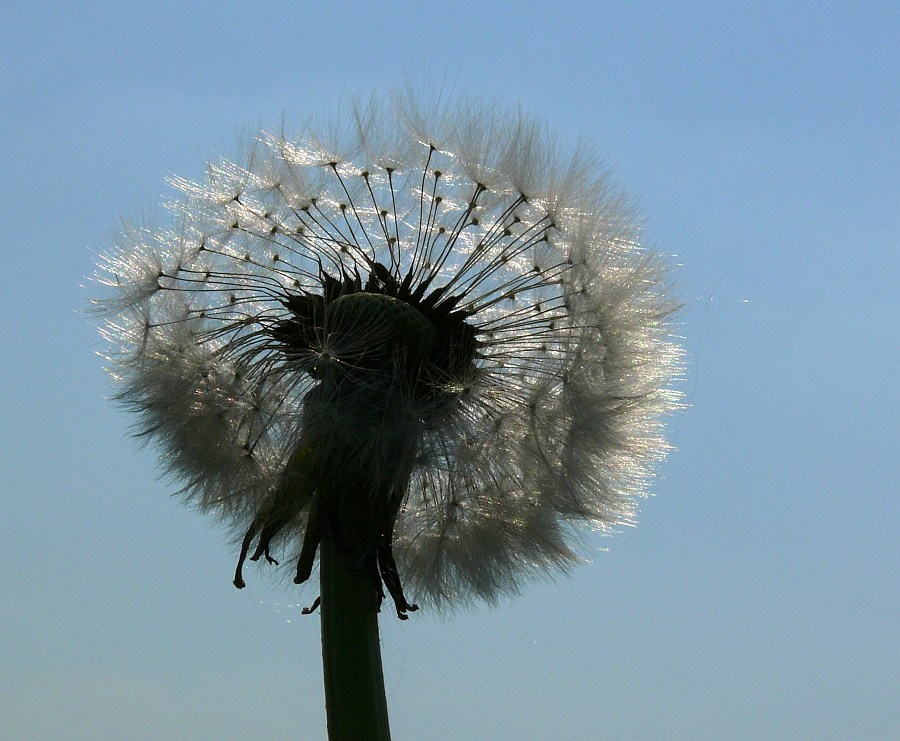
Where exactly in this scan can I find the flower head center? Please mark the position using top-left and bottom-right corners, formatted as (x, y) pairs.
(272, 263), (479, 399)
(326, 292), (438, 370)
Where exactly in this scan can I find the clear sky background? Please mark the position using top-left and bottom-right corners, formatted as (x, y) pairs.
(1, 2), (897, 740)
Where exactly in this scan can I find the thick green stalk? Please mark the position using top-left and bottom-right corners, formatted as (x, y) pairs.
(319, 537), (392, 741)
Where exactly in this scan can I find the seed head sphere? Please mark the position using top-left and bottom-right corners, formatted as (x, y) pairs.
(95, 93), (682, 614)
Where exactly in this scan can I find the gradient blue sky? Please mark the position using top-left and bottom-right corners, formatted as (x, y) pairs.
(2, 2), (897, 739)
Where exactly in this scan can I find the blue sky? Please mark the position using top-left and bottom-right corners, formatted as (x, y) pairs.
(1, 2), (897, 739)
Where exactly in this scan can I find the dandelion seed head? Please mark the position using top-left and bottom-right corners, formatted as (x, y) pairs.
(93, 92), (682, 611)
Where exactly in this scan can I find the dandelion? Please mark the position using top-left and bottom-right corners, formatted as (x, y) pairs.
(93, 92), (681, 739)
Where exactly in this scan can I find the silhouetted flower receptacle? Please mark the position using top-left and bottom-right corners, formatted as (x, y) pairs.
(95, 94), (681, 616)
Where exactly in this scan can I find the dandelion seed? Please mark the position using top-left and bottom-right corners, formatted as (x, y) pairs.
(93, 92), (681, 618)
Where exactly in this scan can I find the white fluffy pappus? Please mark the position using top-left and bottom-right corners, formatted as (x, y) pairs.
(93, 92), (682, 614)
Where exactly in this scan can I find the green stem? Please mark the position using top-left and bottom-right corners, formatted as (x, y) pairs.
(319, 537), (392, 741)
